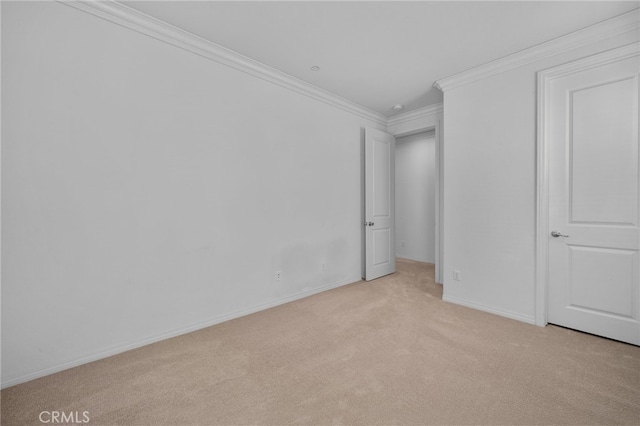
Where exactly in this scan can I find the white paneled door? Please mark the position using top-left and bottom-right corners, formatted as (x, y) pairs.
(364, 128), (396, 281)
(547, 46), (640, 345)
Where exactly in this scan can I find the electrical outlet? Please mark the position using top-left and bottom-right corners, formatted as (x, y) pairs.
(401, 240), (405, 248)
(453, 270), (461, 281)
(276, 271), (282, 281)
(321, 262), (326, 272)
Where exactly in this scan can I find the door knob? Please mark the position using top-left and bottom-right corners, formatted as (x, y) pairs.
(551, 230), (570, 238)
(363, 222), (375, 227)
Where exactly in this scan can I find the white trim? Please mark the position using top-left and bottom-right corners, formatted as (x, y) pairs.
(396, 257), (435, 266)
(443, 295), (537, 325)
(435, 117), (443, 285)
(58, 0), (388, 127)
(535, 42), (640, 328)
(435, 8), (639, 92)
(387, 104), (443, 136)
(0, 275), (360, 389)
(0, 2), (3, 387)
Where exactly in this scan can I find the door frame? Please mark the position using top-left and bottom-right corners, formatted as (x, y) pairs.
(386, 106), (444, 284)
(535, 42), (639, 327)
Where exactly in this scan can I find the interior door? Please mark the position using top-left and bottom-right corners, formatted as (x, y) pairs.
(364, 128), (396, 281)
(547, 51), (639, 345)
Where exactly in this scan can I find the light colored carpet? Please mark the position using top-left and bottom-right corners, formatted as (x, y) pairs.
(2, 258), (639, 425)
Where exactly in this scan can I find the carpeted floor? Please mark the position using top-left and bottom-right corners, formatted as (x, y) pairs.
(2, 258), (639, 425)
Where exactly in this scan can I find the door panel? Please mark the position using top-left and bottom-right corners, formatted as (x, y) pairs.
(568, 246), (637, 318)
(365, 128), (395, 281)
(373, 229), (391, 266)
(548, 52), (640, 345)
(373, 139), (391, 217)
(570, 77), (638, 225)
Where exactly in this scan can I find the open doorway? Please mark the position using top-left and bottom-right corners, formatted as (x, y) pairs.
(395, 131), (436, 265)
(363, 108), (443, 284)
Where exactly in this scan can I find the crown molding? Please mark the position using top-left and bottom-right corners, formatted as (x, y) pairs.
(387, 103), (442, 128)
(59, 0), (388, 127)
(434, 8), (640, 92)
(387, 103), (442, 137)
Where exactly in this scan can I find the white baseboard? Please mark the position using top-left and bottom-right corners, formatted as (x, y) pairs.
(396, 256), (435, 265)
(442, 294), (536, 325)
(1, 276), (360, 389)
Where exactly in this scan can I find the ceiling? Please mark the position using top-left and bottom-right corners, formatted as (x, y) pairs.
(122, 1), (638, 117)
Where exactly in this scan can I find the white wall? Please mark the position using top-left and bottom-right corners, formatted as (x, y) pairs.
(395, 132), (436, 263)
(1, 2), (385, 387)
(441, 29), (639, 323)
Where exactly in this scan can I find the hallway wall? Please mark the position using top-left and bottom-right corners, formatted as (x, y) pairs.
(395, 132), (436, 263)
